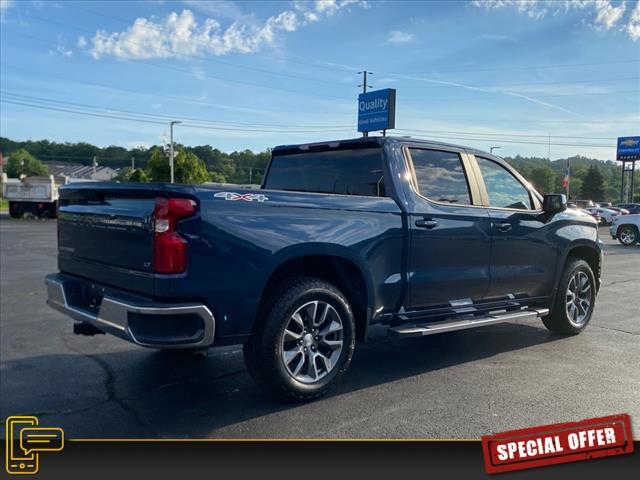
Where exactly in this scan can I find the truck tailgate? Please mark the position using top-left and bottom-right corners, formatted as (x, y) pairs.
(57, 186), (158, 293)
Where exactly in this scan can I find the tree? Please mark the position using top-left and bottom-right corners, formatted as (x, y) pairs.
(116, 166), (133, 182)
(147, 147), (171, 182)
(174, 149), (209, 184)
(581, 165), (606, 200)
(208, 171), (226, 183)
(146, 147), (208, 184)
(129, 168), (149, 183)
(5, 149), (48, 177)
(528, 166), (556, 194)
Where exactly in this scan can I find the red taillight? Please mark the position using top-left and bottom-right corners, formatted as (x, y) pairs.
(153, 197), (197, 273)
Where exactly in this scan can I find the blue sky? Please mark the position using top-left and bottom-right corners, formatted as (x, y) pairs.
(0, 0), (639, 159)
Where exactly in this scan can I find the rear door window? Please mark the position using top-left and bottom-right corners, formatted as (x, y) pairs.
(408, 148), (472, 205)
(264, 148), (386, 197)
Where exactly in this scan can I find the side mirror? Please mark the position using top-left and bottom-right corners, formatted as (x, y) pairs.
(543, 193), (567, 214)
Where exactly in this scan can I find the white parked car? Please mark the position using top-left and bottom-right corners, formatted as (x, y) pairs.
(586, 207), (618, 225)
(610, 214), (640, 246)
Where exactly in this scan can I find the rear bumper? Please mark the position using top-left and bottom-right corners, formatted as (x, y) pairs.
(46, 273), (215, 349)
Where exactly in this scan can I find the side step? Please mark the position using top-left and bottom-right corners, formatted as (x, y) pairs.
(388, 308), (549, 338)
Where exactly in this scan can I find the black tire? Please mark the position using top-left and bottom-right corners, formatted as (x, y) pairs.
(543, 258), (596, 335)
(243, 277), (356, 401)
(617, 225), (639, 246)
(8, 202), (22, 219)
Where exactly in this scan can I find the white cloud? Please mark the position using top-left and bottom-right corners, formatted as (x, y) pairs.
(593, 0), (625, 29)
(84, 2), (366, 60)
(626, 0), (640, 39)
(386, 30), (414, 44)
(472, 0), (639, 39)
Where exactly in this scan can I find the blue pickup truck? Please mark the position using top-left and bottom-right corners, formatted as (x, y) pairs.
(46, 137), (602, 399)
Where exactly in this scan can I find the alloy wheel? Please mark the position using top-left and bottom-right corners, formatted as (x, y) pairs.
(280, 300), (344, 384)
(620, 228), (636, 245)
(565, 271), (592, 326)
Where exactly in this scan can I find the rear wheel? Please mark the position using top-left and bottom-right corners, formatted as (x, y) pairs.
(243, 277), (355, 400)
(617, 225), (638, 246)
(543, 258), (596, 335)
(8, 202), (23, 219)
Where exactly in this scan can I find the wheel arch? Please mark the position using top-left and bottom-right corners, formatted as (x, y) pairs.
(552, 241), (602, 305)
(254, 248), (374, 342)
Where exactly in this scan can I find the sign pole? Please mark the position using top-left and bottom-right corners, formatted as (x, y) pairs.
(620, 161), (626, 203)
(358, 70), (372, 138)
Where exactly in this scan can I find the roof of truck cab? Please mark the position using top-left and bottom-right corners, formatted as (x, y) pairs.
(272, 136), (495, 158)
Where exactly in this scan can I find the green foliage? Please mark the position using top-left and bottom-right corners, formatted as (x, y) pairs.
(129, 168), (149, 183)
(580, 165), (606, 200)
(528, 166), (556, 194)
(208, 171), (226, 183)
(174, 149), (209, 184)
(146, 147), (208, 184)
(147, 147), (171, 182)
(1, 136), (270, 185)
(506, 154), (636, 202)
(5, 149), (49, 177)
(116, 166), (133, 182)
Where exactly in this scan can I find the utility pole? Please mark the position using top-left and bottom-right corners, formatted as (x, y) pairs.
(566, 157), (571, 200)
(169, 120), (182, 184)
(249, 167), (253, 185)
(490, 146), (501, 154)
(92, 156), (97, 176)
(358, 70), (373, 138)
(547, 133), (551, 163)
(131, 157), (135, 170)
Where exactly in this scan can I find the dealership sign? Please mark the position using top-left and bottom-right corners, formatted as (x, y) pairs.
(616, 136), (640, 161)
(357, 88), (396, 133)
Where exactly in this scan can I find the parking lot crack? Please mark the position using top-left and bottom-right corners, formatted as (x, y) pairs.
(591, 324), (639, 336)
(59, 334), (161, 437)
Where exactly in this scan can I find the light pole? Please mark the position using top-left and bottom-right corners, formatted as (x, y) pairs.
(169, 121), (182, 183)
(490, 146), (501, 154)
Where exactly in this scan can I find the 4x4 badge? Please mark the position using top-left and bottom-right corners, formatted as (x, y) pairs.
(214, 192), (269, 202)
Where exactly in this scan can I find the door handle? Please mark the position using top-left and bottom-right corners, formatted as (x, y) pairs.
(492, 222), (512, 232)
(415, 218), (438, 229)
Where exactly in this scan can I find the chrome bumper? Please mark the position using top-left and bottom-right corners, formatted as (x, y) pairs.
(46, 274), (215, 349)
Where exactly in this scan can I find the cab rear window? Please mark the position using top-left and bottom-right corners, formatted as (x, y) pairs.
(264, 148), (386, 197)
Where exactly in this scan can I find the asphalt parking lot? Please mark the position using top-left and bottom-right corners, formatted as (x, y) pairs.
(1, 215), (638, 439)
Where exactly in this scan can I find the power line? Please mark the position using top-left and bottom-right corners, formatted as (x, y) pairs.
(1, 63), (347, 116)
(0, 98), (356, 134)
(2, 97), (619, 148)
(1, 91), (354, 129)
(411, 89), (640, 102)
(393, 130), (614, 148)
(395, 76), (640, 89)
(3, 90), (623, 140)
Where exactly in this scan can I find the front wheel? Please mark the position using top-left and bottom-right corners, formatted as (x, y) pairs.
(542, 258), (596, 335)
(617, 225), (638, 246)
(243, 277), (356, 401)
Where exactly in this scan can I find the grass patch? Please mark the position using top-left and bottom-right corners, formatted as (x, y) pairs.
(0, 198), (7, 212)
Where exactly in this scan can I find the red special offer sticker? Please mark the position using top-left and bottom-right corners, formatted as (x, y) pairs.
(481, 414), (634, 474)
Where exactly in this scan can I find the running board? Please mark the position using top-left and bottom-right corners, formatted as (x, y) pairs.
(388, 308), (549, 338)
